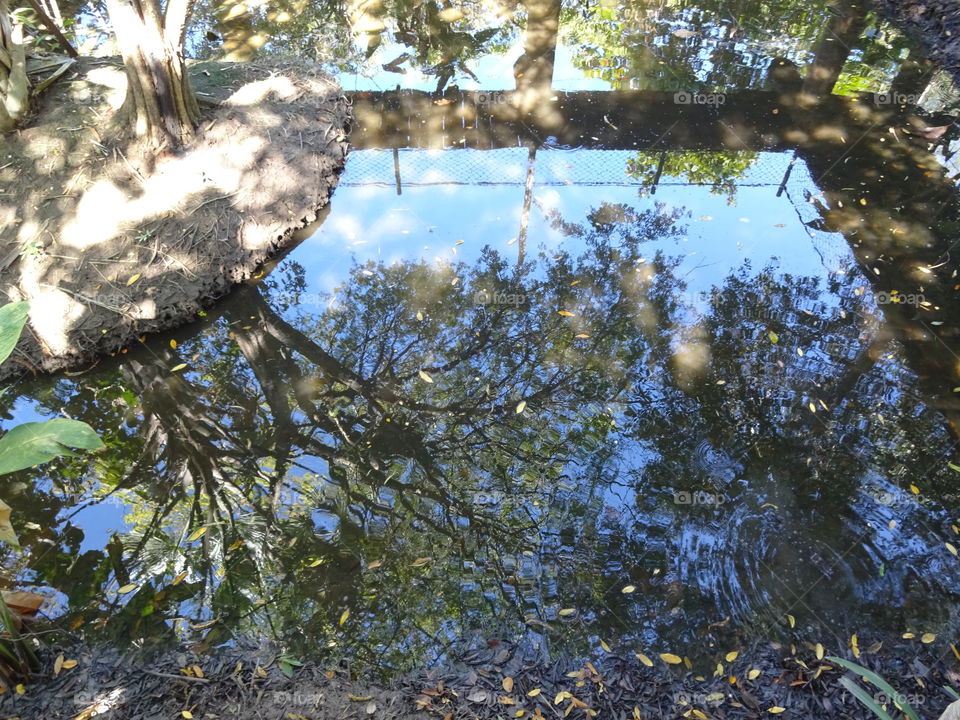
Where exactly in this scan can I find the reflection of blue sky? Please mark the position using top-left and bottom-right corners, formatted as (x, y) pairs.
(298, 149), (853, 314)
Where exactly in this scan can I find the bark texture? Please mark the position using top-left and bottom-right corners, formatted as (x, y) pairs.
(0, 0), (29, 132)
(104, 0), (200, 147)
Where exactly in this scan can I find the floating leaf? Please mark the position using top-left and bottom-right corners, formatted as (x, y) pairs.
(117, 584), (138, 595)
(725, 651), (738, 662)
(636, 653), (653, 667)
(126, 273), (141, 286)
(768, 707), (786, 714)
(921, 633), (936, 643)
(503, 676), (514, 692)
(0, 499), (16, 546)
(339, 608), (350, 626)
(169, 339), (177, 349)
(786, 614), (795, 628)
(418, 370), (433, 383)
(600, 640), (611, 653)
(748, 669), (761, 680)
(558, 608), (576, 617)
(660, 653), (682, 665)
(527, 688), (541, 697)
(947, 543), (958, 557)
(815, 643), (824, 660)
(171, 363), (188, 372)
(411, 557), (431, 567)
(61, 659), (77, 670)
(416, 312), (424, 321)
(558, 310), (575, 317)
(768, 331), (779, 344)
(515, 401), (527, 414)
(187, 527), (207, 542)
(621, 585), (636, 594)
(172, 572), (188, 585)
(53, 654), (64, 676)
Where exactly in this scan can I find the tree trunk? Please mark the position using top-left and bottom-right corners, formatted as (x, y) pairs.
(0, 0), (30, 132)
(104, 0), (199, 148)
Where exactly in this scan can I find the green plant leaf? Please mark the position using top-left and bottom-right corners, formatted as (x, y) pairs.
(838, 676), (896, 720)
(0, 418), (104, 475)
(829, 656), (920, 720)
(0, 302), (29, 365)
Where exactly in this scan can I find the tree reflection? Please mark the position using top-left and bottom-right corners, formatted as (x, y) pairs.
(6, 195), (960, 672)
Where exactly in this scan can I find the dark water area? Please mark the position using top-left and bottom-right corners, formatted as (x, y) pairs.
(6, 0), (960, 681)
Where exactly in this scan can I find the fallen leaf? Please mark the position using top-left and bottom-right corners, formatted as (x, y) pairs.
(418, 370), (434, 383)
(921, 633), (936, 643)
(515, 401), (527, 414)
(503, 676), (514, 692)
(622, 585), (636, 594)
(725, 651), (738, 662)
(636, 653), (653, 667)
(127, 273), (141, 286)
(187, 527), (207, 542)
(117, 584), (138, 595)
(660, 653), (682, 665)
(558, 310), (575, 317)
(339, 609), (350, 626)
(748, 669), (761, 680)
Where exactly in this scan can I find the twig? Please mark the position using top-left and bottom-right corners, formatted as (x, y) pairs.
(24, 0), (77, 57)
(141, 669), (211, 684)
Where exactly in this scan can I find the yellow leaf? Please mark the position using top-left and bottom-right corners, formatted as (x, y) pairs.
(815, 643), (824, 660)
(851, 634), (860, 658)
(53, 654), (64, 676)
(575, 334), (590, 339)
(411, 557), (431, 567)
(600, 640), (611, 653)
(622, 585), (636, 593)
(416, 312), (424, 321)
(182, 712), (193, 719)
(172, 572), (188, 585)
(748, 669), (761, 680)
(660, 653), (682, 665)
(725, 651), (738, 662)
(786, 614), (795, 628)
(921, 633), (936, 644)
(902, 633), (916, 639)
(558, 310), (575, 317)
(946, 543), (958, 556)
(256, 666), (268, 677)
(558, 608), (576, 617)
(0, 498), (17, 546)
(367, 560), (382, 569)
(191, 665), (204, 678)
(171, 363), (188, 372)
(61, 659), (78, 669)
(768, 707), (786, 714)
(348, 695), (373, 702)
(187, 527), (207, 542)
(527, 688), (542, 697)
(126, 273), (141, 286)
(516, 401), (527, 414)
(418, 370), (433, 383)
(15, 684), (25, 695)
(636, 653), (653, 667)
(309, 559), (324, 567)
(768, 331), (779, 344)
(910, 484), (920, 495)
(228, 540), (243, 551)
(170, 339), (177, 349)
(339, 609), (350, 626)
(503, 676), (514, 692)
(117, 584), (138, 595)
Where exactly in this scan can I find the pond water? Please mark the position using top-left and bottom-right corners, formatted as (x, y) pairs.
(6, 0), (960, 678)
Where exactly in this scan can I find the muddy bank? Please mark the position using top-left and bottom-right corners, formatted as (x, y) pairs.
(872, 0), (960, 83)
(0, 58), (349, 380)
(1, 638), (958, 719)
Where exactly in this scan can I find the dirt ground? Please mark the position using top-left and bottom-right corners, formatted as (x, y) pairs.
(1, 637), (959, 719)
(0, 57), (349, 380)
(873, 0), (960, 83)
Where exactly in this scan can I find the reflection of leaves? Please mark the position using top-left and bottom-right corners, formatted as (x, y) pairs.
(626, 152), (759, 204)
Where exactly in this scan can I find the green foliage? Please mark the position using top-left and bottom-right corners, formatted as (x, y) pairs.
(827, 656), (921, 720)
